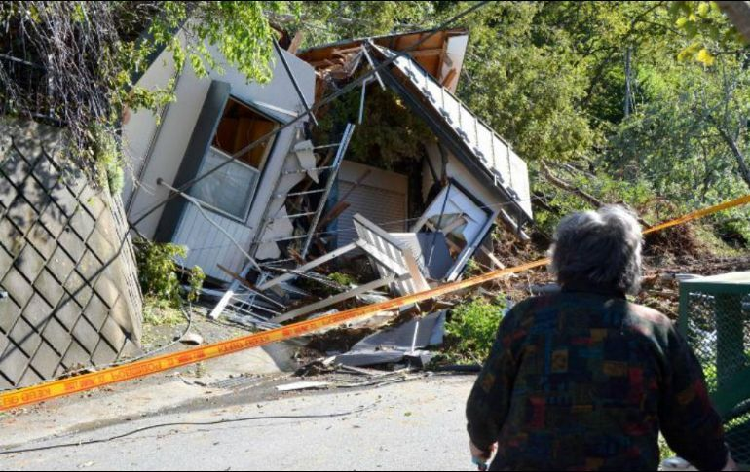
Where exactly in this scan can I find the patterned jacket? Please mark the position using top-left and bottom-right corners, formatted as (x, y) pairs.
(466, 287), (728, 471)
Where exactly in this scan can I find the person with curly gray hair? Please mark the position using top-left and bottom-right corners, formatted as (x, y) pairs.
(466, 205), (735, 471)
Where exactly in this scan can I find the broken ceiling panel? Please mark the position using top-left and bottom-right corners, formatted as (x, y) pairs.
(413, 184), (491, 244)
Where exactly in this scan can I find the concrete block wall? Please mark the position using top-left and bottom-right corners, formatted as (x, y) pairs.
(0, 120), (143, 389)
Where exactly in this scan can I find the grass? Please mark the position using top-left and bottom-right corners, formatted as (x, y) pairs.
(441, 295), (506, 364)
(693, 224), (747, 258)
(142, 296), (186, 327)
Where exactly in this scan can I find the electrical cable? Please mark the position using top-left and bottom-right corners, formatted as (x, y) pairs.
(0, 403), (378, 455)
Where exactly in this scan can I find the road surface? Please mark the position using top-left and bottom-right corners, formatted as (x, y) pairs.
(1, 375), (476, 471)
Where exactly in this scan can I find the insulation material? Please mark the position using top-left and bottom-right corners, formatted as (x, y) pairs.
(293, 140), (319, 183)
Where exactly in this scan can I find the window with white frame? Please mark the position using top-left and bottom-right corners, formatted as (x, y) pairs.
(189, 96), (278, 221)
(190, 147), (259, 220)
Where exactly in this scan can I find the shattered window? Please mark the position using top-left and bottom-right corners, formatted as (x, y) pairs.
(212, 96), (278, 169)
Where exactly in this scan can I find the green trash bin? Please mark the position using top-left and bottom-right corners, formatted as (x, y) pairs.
(678, 272), (750, 468)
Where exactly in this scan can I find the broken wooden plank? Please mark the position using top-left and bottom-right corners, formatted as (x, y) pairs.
(258, 242), (358, 291)
(479, 246), (506, 270)
(276, 381), (331, 392)
(217, 264), (285, 308)
(441, 68), (458, 88)
(270, 274), (397, 324)
(287, 31), (305, 54)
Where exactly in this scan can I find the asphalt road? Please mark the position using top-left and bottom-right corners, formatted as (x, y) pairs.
(1, 376), (477, 471)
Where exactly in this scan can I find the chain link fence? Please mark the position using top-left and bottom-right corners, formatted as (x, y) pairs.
(679, 274), (750, 466)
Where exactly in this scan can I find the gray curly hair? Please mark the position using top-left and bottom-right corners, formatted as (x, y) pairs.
(549, 205), (643, 295)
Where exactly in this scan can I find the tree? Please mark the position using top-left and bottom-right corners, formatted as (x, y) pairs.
(0, 1), (294, 191)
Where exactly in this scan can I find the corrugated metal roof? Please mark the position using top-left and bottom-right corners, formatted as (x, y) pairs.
(373, 45), (533, 221)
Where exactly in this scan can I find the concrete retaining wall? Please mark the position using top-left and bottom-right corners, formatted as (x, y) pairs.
(0, 120), (142, 389)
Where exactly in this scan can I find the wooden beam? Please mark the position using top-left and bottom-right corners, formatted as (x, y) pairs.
(407, 48), (445, 57)
(479, 246), (506, 270)
(441, 68), (458, 89)
(257, 242), (358, 291)
(287, 31), (305, 54)
(270, 274), (396, 323)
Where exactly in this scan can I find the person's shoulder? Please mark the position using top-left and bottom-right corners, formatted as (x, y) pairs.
(622, 301), (675, 340)
(510, 294), (559, 313)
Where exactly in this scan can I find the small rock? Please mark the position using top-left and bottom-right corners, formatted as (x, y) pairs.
(178, 333), (204, 345)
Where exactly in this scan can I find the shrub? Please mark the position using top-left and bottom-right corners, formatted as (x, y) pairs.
(133, 238), (204, 306)
(444, 296), (506, 363)
(187, 266), (206, 303)
(142, 296), (186, 326)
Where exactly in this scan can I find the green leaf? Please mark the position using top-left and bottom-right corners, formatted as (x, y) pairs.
(695, 48), (715, 66)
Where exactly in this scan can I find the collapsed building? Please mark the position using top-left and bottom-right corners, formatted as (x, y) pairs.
(123, 27), (533, 328)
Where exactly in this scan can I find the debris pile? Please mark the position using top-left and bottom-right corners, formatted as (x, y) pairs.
(122, 29), (536, 373)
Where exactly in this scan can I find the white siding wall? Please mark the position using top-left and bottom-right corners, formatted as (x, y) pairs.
(123, 29), (315, 270)
(335, 161), (408, 247)
(171, 204), (254, 282)
(423, 141), (499, 210)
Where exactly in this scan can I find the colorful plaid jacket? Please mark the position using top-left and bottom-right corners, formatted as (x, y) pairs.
(466, 287), (728, 471)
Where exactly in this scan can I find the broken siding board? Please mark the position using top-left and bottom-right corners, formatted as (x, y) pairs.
(257, 242), (358, 290)
(270, 274), (397, 323)
(446, 208), (501, 282)
(353, 214), (428, 295)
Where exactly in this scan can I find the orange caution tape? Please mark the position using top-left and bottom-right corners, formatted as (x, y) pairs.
(1, 195), (749, 412)
(642, 194), (750, 235)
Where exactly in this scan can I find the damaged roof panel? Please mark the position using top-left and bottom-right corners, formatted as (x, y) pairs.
(372, 45), (534, 222)
(298, 27), (469, 93)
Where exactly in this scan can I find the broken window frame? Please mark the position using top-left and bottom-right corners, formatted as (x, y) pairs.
(187, 94), (282, 223)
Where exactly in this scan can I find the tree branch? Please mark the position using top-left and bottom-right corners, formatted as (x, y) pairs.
(541, 162), (651, 227)
(711, 118), (750, 190)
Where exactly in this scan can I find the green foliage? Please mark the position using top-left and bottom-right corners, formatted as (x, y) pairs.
(292, 2), (435, 47)
(535, 168), (656, 236)
(658, 434), (676, 463)
(328, 272), (357, 287)
(133, 237), (187, 304)
(187, 266), (206, 303)
(2, 2), (298, 194)
(142, 296), (186, 327)
(315, 87), (435, 169)
(670, 1), (744, 66)
(456, 1), (603, 165)
(85, 125), (124, 195)
(444, 296), (506, 363)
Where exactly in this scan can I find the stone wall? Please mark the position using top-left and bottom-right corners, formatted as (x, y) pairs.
(0, 120), (142, 389)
